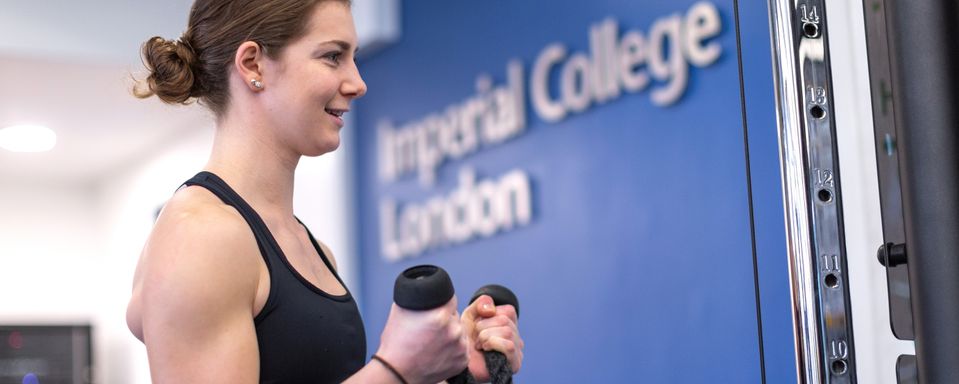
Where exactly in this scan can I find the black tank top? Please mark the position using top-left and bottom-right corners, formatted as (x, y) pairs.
(183, 171), (366, 383)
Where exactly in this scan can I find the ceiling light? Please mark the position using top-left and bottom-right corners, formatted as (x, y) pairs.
(0, 124), (57, 153)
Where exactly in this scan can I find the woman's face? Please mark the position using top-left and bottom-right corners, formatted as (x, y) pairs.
(260, 1), (367, 157)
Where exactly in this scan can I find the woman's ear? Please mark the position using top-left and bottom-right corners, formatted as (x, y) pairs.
(235, 41), (265, 91)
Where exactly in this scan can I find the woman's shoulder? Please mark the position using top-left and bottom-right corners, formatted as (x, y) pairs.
(139, 185), (262, 293)
(151, 185), (256, 257)
(163, 184), (244, 226)
(128, 184), (264, 341)
(128, 186), (266, 377)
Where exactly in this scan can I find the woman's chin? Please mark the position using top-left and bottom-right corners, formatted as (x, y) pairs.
(302, 138), (340, 157)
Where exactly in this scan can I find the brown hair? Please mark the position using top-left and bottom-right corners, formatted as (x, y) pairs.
(134, 0), (350, 117)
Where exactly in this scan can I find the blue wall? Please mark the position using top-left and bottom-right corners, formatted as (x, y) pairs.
(353, 1), (794, 382)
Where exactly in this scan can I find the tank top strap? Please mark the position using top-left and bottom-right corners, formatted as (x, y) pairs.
(181, 171), (281, 270)
(293, 216), (350, 292)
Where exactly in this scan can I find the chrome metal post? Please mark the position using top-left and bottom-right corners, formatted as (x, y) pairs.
(768, 0), (857, 382)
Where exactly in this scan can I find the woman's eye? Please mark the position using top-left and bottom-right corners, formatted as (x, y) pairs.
(324, 52), (342, 64)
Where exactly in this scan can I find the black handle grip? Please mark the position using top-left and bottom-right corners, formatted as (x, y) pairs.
(469, 284), (520, 318)
(469, 284), (519, 384)
(393, 266), (517, 384)
(394, 265), (477, 384)
(393, 265), (455, 310)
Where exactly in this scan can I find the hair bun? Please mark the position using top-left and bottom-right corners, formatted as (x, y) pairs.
(135, 36), (199, 104)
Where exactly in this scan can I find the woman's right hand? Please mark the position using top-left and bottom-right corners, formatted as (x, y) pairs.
(375, 297), (469, 384)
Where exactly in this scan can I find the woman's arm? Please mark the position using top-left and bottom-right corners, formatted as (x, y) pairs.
(137, 200), (264, 383)
(135, 191), (474, 384)
(346, 299), (470, 384)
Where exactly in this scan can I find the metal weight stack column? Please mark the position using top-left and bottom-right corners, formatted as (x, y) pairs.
(769, 0), (857, 383)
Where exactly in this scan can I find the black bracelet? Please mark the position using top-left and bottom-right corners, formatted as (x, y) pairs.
(371, 354), (409, 384)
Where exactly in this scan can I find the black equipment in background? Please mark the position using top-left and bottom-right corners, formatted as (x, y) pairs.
(863, 0), (959, 382)
(0, 325), (93, 384)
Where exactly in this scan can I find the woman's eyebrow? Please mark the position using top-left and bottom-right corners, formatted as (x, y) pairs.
(319, 39), (360, 54)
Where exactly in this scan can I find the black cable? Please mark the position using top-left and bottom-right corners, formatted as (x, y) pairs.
(484, 352), (513, 384)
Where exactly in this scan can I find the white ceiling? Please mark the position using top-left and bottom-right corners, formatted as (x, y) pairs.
(0, 0), (210, 186)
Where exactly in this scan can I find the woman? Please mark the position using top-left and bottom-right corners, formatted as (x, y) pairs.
(125, 0), (524, 382)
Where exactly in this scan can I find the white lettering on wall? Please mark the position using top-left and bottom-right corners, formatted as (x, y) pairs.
(378, 61), (526, 186)
(530, 1), (722, 117)
(376, 2), (724, 261)
(380, 168), (533, 261)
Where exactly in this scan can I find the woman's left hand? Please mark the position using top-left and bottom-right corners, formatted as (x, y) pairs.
(461, 295), (524, 382)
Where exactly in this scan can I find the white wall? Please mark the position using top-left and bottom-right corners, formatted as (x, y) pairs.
(0, 183), (101, 321)
(0, 181), (109, 382)
(0, 120), (217, 383)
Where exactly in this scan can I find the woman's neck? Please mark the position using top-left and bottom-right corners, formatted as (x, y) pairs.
(205, 117), (299, 219)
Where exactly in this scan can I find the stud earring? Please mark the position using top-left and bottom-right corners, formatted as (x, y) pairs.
(251, 78), (263, 89)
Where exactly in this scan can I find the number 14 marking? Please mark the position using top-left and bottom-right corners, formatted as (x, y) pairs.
(800, 3), (821, 24)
